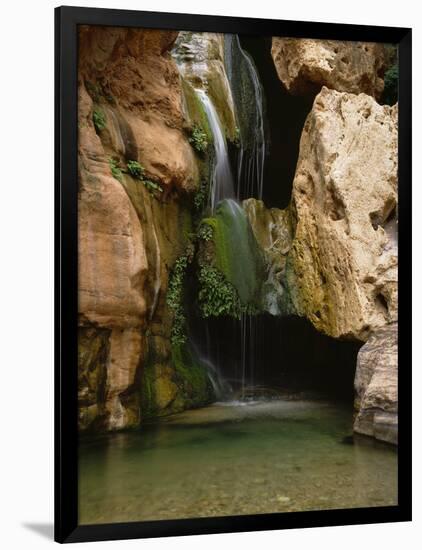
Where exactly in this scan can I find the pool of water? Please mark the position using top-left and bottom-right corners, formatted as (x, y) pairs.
(78, 399), (397, 524)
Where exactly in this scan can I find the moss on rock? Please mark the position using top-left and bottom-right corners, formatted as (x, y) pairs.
(78, 326), (111, 431)
(140, 342), (215, 419)
(198, 199), (265, 311)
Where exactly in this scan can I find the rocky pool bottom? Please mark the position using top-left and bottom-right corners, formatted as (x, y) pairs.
(78, 399), (397, 524)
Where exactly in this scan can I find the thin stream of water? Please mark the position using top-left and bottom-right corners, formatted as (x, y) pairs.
(195, 89), (235, 211)
(225, 34), (266, 201)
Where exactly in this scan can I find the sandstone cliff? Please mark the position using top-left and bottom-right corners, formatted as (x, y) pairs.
(78, 26), (213, 431)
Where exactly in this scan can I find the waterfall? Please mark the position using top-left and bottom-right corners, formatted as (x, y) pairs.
(224, 34), (267, 202)
(192, 57), (267, 401)
(173, 34), (270, 403)
(195, 89), (235, 211)
(224, 35), (268, 401)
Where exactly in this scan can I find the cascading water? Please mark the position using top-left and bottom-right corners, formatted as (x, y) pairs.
(175, 35), (269, 402)
(195, 89), (235, 210)
(224, 34), (267, 202)
(225, 35), (268, 400)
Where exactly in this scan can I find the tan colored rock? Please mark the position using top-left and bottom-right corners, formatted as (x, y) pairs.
(354, 323), (397, 444)
(104, 329), (144, 430)
(77, 27), (211, 431)
(79, 26), (198, 194)
(271, 38), (386, 98)
(78, 136), (149, 328)
(287, 87), (398, 340)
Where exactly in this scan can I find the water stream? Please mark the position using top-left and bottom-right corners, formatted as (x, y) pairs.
(195, 89), (235, 211)
(225, 34), (267, 201)
(191, 38), (268, 399)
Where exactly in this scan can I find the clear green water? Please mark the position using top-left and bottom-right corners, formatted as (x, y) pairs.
(78, 400), (397, 524)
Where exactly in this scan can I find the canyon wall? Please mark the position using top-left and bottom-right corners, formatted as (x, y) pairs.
(258, 39), (398, 443)
(77, 29), (398, 444)
(78, 27), (214, 432)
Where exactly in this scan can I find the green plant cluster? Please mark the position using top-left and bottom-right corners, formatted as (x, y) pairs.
(126, 160), (163, 194)
(189, 124), (208, 154)
(194, 179), (210, 212)
(197, 264), (241, 318)
(198, 223), (214, 242)
(233, 126), (241, 147)
(108, 157), (123, 182)
(142, 179), (163, 194)
(85, 80), (115, 105)
(166, 255), (189, 345)
(126, 159), (145, 179)
(108, 158), (163, 194)
(93, 108), (107, 133)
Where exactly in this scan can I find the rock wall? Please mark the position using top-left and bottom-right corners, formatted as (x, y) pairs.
(271, 38), (386, 99)
(353, 323), (398, 445)
(78, 26), (213, 432)
(267, 39), (398, 444)
(286, 87), (398, 341)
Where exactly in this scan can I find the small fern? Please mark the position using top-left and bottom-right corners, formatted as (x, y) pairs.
(108, 158), (123, 182)
(93, 108), (107, 132)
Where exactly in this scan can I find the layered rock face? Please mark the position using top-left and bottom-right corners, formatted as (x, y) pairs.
(78, 26), (212, 431)
(287, 88), (398, 341)
(353, 324), (398, 444)
(271, 38), (386, 99)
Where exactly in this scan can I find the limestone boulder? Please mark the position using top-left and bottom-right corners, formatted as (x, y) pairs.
(271, 38), (386, 99)
(286, 87), (398, 341)
(353, 323), (398, 444)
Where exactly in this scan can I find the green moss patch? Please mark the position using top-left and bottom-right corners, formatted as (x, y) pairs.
(199, 199), (265, 308)
(166, 254), (189, 346)
(93, 108), (107, 133)
(172, 344), (215, 408)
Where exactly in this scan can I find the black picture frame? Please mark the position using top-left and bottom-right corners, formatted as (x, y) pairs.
(55, 5), (412, 544)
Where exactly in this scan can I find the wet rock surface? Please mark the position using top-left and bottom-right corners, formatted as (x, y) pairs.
(172, 31), (237, 140)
